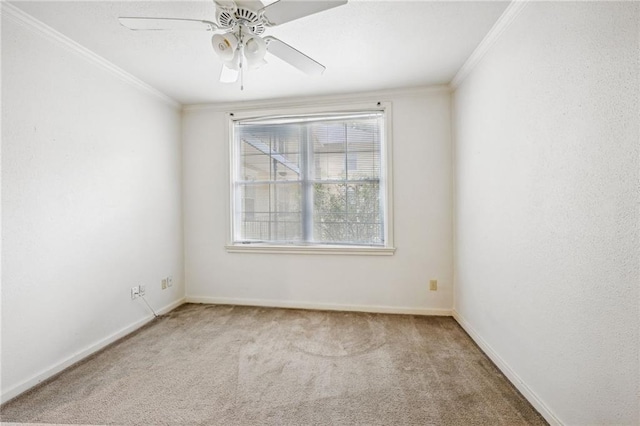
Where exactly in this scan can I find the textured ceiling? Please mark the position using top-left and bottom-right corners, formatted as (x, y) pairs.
(10, 1), (510, 104)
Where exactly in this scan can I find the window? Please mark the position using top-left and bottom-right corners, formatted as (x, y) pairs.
(227, 103), (394, 255)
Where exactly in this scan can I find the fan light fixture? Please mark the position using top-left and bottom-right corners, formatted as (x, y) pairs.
(212, 30), (267, 68)
(244, 35), (267, 69)
(212, 26), (268, 89)
(211, 33), (238, 62)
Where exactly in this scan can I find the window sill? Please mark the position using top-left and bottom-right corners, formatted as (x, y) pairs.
(225, 244), (396, 256)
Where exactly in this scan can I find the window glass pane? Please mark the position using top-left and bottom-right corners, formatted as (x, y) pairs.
(313, 183), (346, 243)
(238, 124), (302, 182)
(240, 143), (273, 181)
(312, 182), (382, 245)
(314, 152), (346, 180)
(346, 117), (380, 180)
(238, 183), (302, 242)
(345, 151), (380, 180)
(310, 122), (347, 146)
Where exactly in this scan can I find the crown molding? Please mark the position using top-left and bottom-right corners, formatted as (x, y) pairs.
(183, 85), (451, 112)
(1, 2), (181, 109)
(450, 0), (530, 89)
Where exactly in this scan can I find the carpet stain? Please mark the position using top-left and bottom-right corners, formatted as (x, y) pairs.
(290, 312), (387, 357)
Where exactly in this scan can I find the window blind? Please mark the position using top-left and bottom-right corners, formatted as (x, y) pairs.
(232, 111), (385, 246)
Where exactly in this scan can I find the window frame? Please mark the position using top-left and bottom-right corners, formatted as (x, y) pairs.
(225, 101), (395, 255)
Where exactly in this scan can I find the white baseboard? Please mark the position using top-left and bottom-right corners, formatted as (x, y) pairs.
(0, 297), (186, 404)
(186, 296), (452, 316)
(452, 310), (563, 426)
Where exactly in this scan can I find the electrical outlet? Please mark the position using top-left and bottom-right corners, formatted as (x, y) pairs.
(139, 285), (146, 297)
(429, 279), (438, 291)
(161, 279), (167, 290)
(131, 286), (140, 300)
(167, 276), (173, 287)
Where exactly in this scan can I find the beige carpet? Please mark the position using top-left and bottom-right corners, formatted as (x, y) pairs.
(1, 304), (547, 425)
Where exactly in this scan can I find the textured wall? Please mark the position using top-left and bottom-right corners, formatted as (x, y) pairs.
(1, 15), (184, 399)
(182, 89), (453, 313)
(453, 2), (639, 424)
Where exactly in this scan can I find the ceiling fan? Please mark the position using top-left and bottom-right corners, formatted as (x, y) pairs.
(118, 0), (348, 90)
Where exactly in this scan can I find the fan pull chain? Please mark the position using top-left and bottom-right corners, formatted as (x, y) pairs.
(239, 29), (245, 91)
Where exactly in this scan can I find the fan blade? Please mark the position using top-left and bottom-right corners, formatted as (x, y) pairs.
(220, 64), (240, 83)
(118, 17), (218, 31)
(260, 0), (347, 26)
(214, 0), (237, 11)
(264, 36), (325, 75)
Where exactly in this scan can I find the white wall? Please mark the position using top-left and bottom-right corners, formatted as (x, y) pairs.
(1, 11), (184, 400)
(183, 89), (453, 314)
(453, 2), (639, 425)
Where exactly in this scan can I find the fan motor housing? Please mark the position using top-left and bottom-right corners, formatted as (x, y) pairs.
(217, 7), (266, 35)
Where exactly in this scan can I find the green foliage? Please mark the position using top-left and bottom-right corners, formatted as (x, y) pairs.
(313, 182), (382, 244)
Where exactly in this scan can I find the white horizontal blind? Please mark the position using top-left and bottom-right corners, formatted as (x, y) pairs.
(233, 111), (385, 246)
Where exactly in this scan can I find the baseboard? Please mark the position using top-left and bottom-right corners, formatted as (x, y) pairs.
(155, 297), (186, 316)
(0, 297), (186, 404)
(452, 310), (563, 426)
(185, 296), (452, 316)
